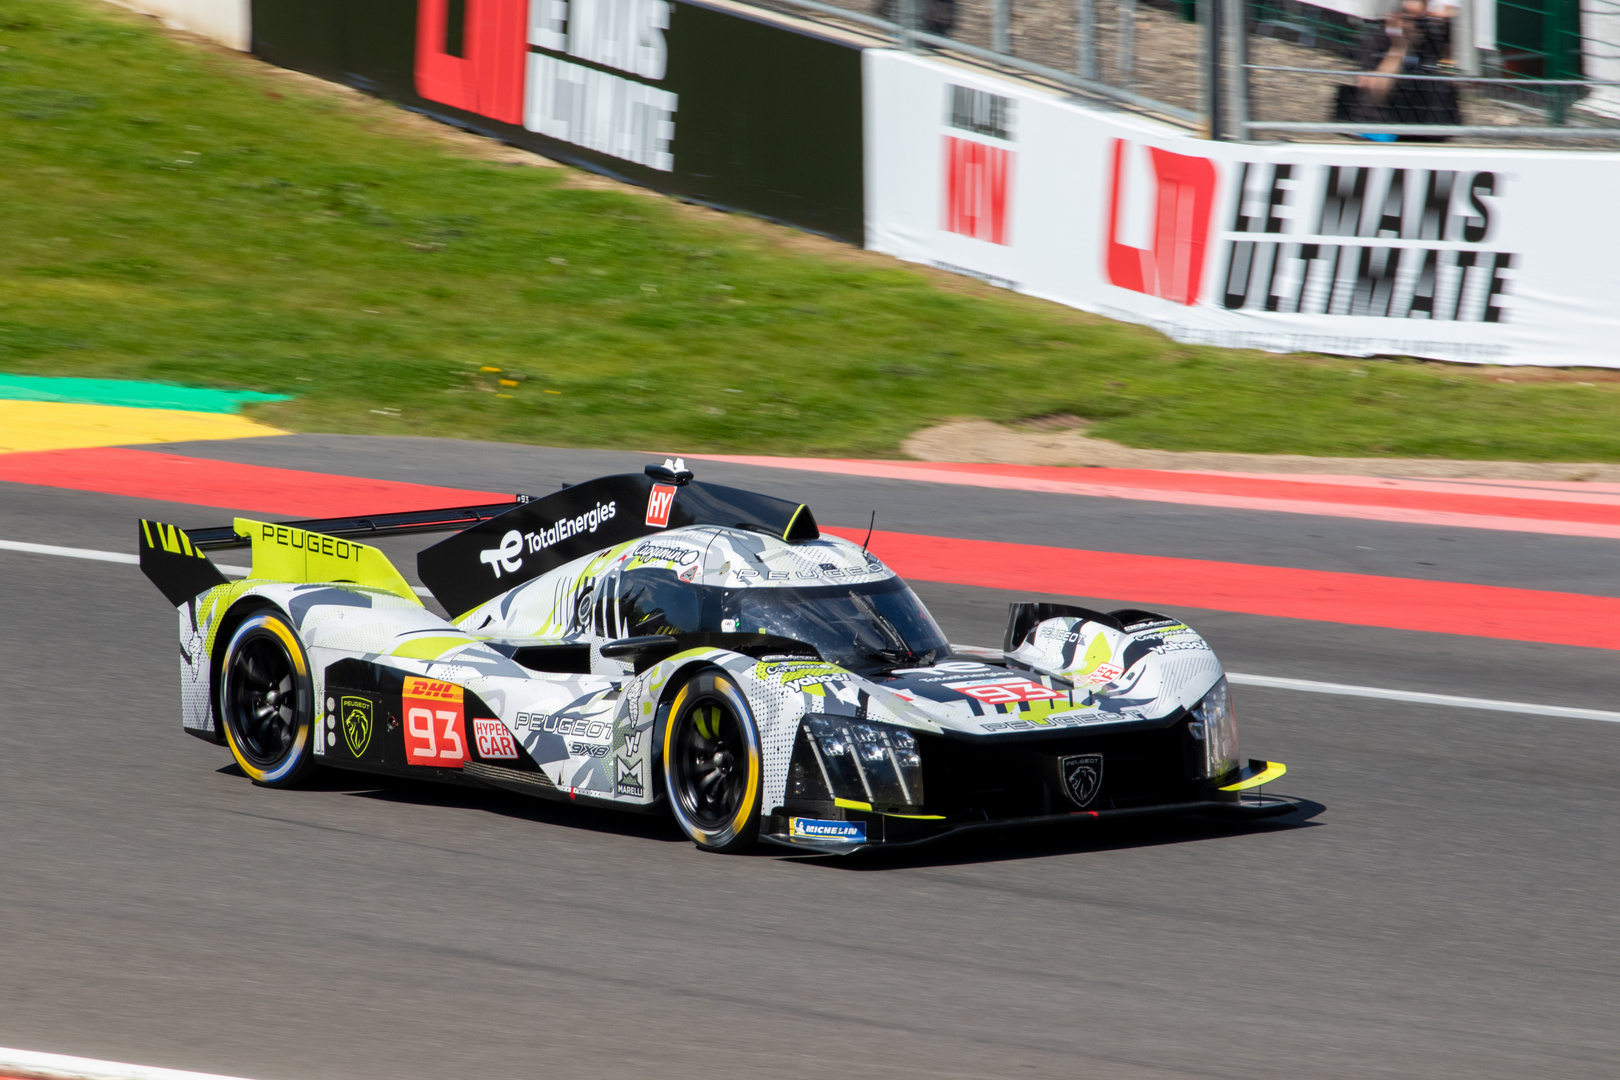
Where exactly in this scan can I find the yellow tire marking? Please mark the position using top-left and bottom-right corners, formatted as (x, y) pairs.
(222, 614), (307, 782)
(717, 678), (760, 836)
(222, 719), (266, 782)
(261, 615), (308, 677)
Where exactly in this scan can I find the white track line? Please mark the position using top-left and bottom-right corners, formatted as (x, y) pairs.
(1227, 672), (1620, 724)
(4, 538), (1616, 724)
(0, 538), (417, 594)
(0, 1047), (260, 1080)
(0, 539), (140, 566)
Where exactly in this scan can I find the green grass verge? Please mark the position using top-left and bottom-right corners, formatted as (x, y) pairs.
(4, 0), (1620, 461)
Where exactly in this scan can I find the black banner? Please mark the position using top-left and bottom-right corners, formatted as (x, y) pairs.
(252, 0), (866, 243)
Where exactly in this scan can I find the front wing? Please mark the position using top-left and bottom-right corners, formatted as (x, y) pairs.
(761, 760), (1295, 854)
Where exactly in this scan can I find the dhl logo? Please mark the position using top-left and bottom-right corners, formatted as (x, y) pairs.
(140, 520), (208, 560)
(403, 677), (462, 701)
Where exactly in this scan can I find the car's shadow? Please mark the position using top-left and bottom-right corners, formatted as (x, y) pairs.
(216, 763), (689, 844)
(218, 763), (1322, 860)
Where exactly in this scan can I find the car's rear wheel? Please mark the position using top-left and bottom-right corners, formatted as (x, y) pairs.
(663, 670), (762, 853)
(219, 610), (316, 787)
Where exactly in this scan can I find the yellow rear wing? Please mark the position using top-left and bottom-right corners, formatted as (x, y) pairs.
(233, 518), (420, 605)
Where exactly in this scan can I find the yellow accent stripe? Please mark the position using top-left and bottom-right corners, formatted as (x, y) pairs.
(882, 812), (946, 820)
(0, 400), (284, 455)
(1220, 761), (1287, 791)
(833, 797), (871, 811)
(390, 634), (479, 660)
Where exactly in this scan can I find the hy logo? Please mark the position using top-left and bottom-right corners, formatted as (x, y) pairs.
(646, 484), (676, 528)
(479, 528), (524, 578)
(341, 696), (374, 757)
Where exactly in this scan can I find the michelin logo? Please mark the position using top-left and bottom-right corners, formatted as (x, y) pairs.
(789, 818), (866, 842)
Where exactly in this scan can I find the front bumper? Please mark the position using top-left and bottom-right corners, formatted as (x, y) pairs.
(762, 759), (1296, 854)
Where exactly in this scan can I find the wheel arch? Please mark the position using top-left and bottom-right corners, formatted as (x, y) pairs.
(205, 595), (285, 743)
(649, 655), (730, 766)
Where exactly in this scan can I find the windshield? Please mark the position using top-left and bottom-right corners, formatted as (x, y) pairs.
(604, 569), (949, 673)
(726, 578), (950, 674)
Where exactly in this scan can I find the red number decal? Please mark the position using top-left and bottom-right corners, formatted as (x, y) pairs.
(403, 678), (466, 767)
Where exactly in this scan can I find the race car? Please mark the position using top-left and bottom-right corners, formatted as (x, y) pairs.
(138, 458), (1293, 853)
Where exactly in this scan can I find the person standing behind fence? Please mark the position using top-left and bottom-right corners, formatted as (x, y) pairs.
(1334, 0), (1462, 140)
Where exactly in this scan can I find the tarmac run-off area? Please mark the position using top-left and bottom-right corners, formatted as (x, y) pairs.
(2, 429), (1617, 1080)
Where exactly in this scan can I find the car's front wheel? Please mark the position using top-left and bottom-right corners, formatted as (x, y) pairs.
(218, 610), (316, 787)
(662, 670), (762, 852)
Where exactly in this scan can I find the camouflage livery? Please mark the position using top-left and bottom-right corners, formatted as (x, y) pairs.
(141, 462), (1292, 852)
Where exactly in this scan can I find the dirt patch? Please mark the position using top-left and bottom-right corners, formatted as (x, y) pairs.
(902, 418), (1620, 480)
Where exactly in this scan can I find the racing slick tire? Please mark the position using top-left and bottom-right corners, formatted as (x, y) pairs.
(218, 610), (317, 788)
(663, 670), (763, 853)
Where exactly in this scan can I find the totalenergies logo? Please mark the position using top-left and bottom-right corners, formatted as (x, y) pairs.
(1103, 139), (1217, 307)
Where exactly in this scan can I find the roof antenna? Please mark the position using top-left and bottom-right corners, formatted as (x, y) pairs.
(862, 510), (875, 553)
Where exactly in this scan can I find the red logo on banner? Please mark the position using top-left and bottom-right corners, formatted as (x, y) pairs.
(403, 677), (468, 768)
(943, 136), (1013, 246)
(413, 0), (527, 124)
(646, 484), (677, 527)
(1103, 139), (1217, 306)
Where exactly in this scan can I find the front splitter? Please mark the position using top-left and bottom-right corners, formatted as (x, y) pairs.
(761, 792), (1301, 855)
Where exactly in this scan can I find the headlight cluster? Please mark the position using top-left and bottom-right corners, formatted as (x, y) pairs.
(804, 715), (924, 809)
(1188, 676), (1241, 780)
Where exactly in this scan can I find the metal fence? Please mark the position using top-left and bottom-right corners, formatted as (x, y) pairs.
(752, 0), (1620, 143)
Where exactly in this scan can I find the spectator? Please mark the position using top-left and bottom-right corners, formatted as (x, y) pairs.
(877, 0), (956, 36)
(1334, 0), (1462, 141)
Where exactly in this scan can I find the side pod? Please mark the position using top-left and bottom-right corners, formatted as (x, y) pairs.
(139, 520), (229, 607)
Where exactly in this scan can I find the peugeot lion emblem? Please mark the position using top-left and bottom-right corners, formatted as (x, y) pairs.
(1061, 753), (1103, 808)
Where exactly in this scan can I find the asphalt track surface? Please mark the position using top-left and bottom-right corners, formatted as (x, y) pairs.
(2, 436), (1617, 1080)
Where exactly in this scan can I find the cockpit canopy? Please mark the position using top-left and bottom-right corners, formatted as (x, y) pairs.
(595, 566), (950, 674)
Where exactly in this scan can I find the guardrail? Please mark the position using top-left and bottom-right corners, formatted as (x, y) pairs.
(763, 0), (1201, 124)
(751, 0), (1620, 145)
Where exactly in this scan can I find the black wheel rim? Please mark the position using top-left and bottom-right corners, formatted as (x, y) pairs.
(225, 633), (299, 767)
(672, 696), (748, 830)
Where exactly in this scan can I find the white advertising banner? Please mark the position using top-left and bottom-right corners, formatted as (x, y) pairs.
(863, 49), (1620, 366)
